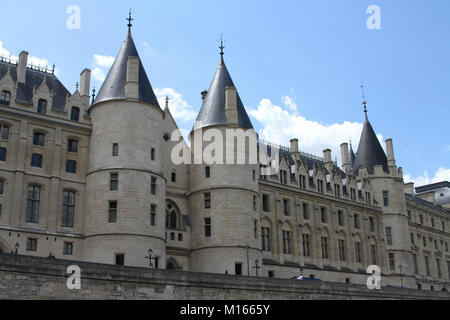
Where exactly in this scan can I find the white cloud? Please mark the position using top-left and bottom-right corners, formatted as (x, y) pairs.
(1, 40), (51, 70)
(404, 167), (450, 187)
(248, 96), (378, 164)
(92, 67), (106, 82)
(154, 88), (197, 122)
(93, 54), (115, 68)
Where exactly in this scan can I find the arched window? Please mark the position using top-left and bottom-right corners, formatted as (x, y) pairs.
(37, 99), (47, 114)
(0, 91), (11, 106)
(151, 148), (155, 161)
(112, 143), (119, 156)
(205, 166), (210, 178)
(167, 261), (175, 270)
(165, 200), (182, 230)
(71, 107), (80, 121)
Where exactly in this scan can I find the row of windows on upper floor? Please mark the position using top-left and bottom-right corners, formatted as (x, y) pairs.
(407, 229), (449, 252)
(0, 90), (81, 122)
(410, 251), (450, 279)
(21, 237), (75, 257)
(407, 209), (448, 232)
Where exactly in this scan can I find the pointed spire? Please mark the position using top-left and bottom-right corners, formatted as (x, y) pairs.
(127, 9), (134, 31)
(193, 45), (253, 131)
(219, 33), (225, 58)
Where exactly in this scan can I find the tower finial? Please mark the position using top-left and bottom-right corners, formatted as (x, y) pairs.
(219, 33), (225, 57)
(91, 86), (96, 104)
(360, 83), (368, 117)
(127, 9), (134, 31)
(165, 96), (169, 109)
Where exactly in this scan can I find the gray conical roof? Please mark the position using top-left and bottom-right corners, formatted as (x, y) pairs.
(352, 114), (388, 174)
(349, 143), (356, 167)
(193, 56), (253, 131)
(92, 31), (160, 108)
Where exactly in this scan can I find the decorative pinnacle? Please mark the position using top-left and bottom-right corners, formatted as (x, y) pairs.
(165, 96), (169, 108)
(91, 86), (96, 104)
(219, 33), (225, 56)
(127, 9), (134, 31)
(75, 82), (79, 91)
(360, 83), (368, 115)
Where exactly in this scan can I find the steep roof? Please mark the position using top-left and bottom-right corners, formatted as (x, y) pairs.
(193, 55), (253, 131)
(92, 31), (160, 108)
(352, 113), (388, 174)
(0, 60), (70, 112)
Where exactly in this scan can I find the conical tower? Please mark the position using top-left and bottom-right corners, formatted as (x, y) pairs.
(188, 45), (261, 275)
(83, 19), (166, 267)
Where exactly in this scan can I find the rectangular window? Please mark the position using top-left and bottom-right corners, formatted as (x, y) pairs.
(350, 188), (356, 201)
(204, 217), (211, 238)
(283, 231), (292, 254)
(151, 177), (157, 195)
(26, 185), (41, 223)
(413, 254), (418, 274)
(338, 210), (344, 227)
(63, 242), (73, 255)
(0, 148), (6, 161)
(425, 256), (430, 275)
(334, 184), (341, 198)
(385, 227), (393, 245)
(423, 236), (427, 247)
(254, 220), (257, 239)
(321, 207), (327, 224)
(178, 233), (183, 241)
(110, 173), (119, 191)
(389, 253), (395, 271)
(26, 238), (37, 252)
(115, 254), (125, 266)
(62, 190), (76, 228)
(261, 227), (271, 251)
(321, 237), (329, 259)
(283, 199), (290, 216)
(300, 175), (306, 190)
(235, 263), (242, 275)
(419, 214), (424, 224)
(339, 239), (346, 261)
(0, 125), (9, 140)
(436, 259), (441, 277)
(262, 195), (270, 212)
(68, 139), (79, 153)
(109, 201), (118, 223)
(31, 153), (43, 168)
(303, 234), (311, 257)
(150, 204), (156, 226)
(66, 160), (77, 174)
(371, 244), (377, 265)
(0, 91), (11, 106)
(354, 214), (360, 229)
(355, 242), (362, 263)
(150, 148), (155, 161)
(205, 166), (210, 178)
(71, 107), (80, 122)
(37, 99), (47, 114)
(431, 217), (435, 228)
(253, 196), (257, 211)
(204, 193), (211, 209)
(317, 180), (324, 193)
(0, 180), (4, 195)
(383, 191), (389, 206)
(365, 192), (371, 205)
(33, 133), (45, 146)
(303, 203), (309, 220)
(369, 216), (375, 232)
(411, 233), (415, 245)
(112, 143), (119, 156)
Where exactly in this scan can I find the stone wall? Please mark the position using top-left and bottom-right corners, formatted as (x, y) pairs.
(0, 254), (448, 300)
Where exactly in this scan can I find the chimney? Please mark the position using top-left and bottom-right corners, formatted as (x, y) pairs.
(323, 148), (333, 173)
(201, 90), (208, 101)
(17, 51), (29, 84)
(290, 139), (299, 154)
(80, 68), (91, 97)
(385, 139), (396, 167)
(225, 86), (238, 124)
(125, 56), (140, 99)
(404, 182), (414, 195)
(340, 143), (351, 173)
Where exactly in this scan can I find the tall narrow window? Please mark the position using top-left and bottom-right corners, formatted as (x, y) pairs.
(31, 154), (43, 168)
(303, 203), (309, 220)
(369, 217), (375, 232)
(71, 107), (80, 121)
(112, 143), (119, 156)
(283, 199), (290, 216)
(425, 256), (430, 275)
(37, 99), (47, 114)
(62, 190), (76, 228)
(26, 238), (37, 252)
(0, 124), (9, 140)
(26, 185), (41, 223)
(0, 180), (4, 195)
(110, 173), (119, 191)
(436, 259), (441, 277)
(283, 231), (292, 254)
(0, 148), (6, 161)
(33, 132), (45, 146)
(339, 239), (346, 261)
(365, 192), (371, 205)
(204, 217), (211, 237)
(303, 234), (311, 257)
(350, 188), (356, 201)
(254, 220), (258, 239)
(204, 193), (211, 209)
(338, 210), (344, 226)
(0, 90), (11, 106)
(151, 148), (155, 161)
(385, 227), (393, 245)
(205, 166), (210, 178)
(262, 195), (270, 212)
(109, 201), (118, 223)
(63, 242), (73, 255)
(321, 237), (329, 259)
(253, 196), (257, 211)
(354, 214), (360, 229)
(355, 242), (362, 263)
(66, 160), (77, 174)
(261, 227), (271, 251)
(151, 177), (157, 195)
(235, 263), (242, 275)
(383, 191), (389, 207)
(150, 204), (156, 226)
(321, 207), (327, 223)
(371, 244), (377, 265)
(68, 139), (79, 153)
(171, 172), (176, 183)
(413, 254), (418, 274)
(389, 253), (396, 271)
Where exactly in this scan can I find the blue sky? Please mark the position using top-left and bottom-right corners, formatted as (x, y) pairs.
(1, 0), (449, 186)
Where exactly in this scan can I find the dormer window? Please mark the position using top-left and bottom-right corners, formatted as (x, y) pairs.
(0, 91), (11, 106)
(71, 107), (80, 121)
(37, 99), (47, 114)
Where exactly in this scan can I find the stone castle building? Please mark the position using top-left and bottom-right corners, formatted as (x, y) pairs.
(0, 24), (448, 291)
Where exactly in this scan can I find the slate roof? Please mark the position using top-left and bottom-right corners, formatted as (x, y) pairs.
(405, 193), (448, 215)
(415, 181), (450, 194)
(92, 30), (160, 108)
(193, 55), (253, 131)
(0, 60), (70, 112)
(352, 114), (388, 174)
